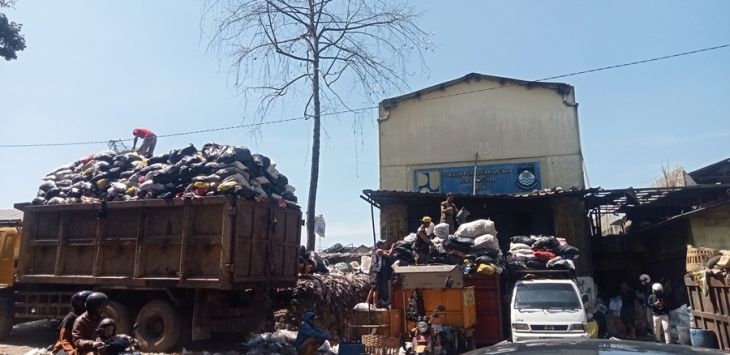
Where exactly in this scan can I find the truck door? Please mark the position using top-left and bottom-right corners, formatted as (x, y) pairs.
(0, 228), (20, 288)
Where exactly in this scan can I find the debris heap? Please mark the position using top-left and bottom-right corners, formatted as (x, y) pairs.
(32, 143), (297, 206)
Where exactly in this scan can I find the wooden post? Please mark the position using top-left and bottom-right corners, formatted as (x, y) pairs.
(53, 214), (66, 276)
(178, 199), (193, 281)
(133, 208), (145, 279)
(92, 212), (106, 277)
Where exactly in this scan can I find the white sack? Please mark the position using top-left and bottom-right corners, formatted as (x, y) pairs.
(473, 234), (499, 250)
(455, 219), (497, 238)
(433, 223), (450, 239)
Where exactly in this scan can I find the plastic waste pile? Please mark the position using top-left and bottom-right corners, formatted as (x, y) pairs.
(32, 143), (297, 206)
(272, 273), (369, 340)
(241, 330), (298, 355)
(388, 219), (581, 276)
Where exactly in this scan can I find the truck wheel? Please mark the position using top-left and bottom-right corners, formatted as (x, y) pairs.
(0, 293), (12, 340)
(104, 301), (132, 335)
(134, 300), (181, 352)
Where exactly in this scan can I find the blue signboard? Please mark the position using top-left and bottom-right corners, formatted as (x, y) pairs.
(413, 162), (541, 195)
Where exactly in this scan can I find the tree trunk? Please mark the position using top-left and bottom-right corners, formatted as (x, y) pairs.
(306, 52), (321, 252)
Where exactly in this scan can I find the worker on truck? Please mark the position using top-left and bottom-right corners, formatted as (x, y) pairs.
(53, 290), (92, 355)
(131, 128), (157, 158)
(413, 216), (436, 265)
(72, 292), (109, 354)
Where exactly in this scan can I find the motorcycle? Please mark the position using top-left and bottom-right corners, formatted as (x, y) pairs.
(410, 305), (446, 355)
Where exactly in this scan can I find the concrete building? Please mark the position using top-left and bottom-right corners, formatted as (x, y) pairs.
(378, 73), (585, 195)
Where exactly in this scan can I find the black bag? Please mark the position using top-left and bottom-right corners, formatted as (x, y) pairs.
(475, 255), (496, 265)
(147, 155), (169, 165)
(406, 290), (425, 321)
(510, 236), (534, 246)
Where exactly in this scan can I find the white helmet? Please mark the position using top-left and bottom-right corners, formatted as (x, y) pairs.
(652, 283), (663, 292)
(639, 274), (651, 285)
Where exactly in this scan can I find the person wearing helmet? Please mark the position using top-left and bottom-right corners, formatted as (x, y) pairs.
(648, 283), (671, 344)
(413, 216), (436, 265)
(53, 290), (93, 355)
(95, 318), (136, 355)
(131, 128), (157, 158)
(294, 312), (329, 355)
(72, 292), (109, 353)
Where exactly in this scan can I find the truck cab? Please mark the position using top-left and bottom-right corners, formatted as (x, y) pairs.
(509, 272), (588, 342)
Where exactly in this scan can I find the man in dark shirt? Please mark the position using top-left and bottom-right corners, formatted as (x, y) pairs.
(619, 282), (637, 339)
(648, 283), (671, 344)
(440, 193), (458, 234)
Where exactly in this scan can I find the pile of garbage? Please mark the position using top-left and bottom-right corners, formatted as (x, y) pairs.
(388, 218), (580, 276)
(241, 330), (299, 355)
(32, 143), (297, 206)
(272, 273), (369, 340)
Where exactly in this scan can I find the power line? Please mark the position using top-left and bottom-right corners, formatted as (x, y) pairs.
(1, 43), (727, 149)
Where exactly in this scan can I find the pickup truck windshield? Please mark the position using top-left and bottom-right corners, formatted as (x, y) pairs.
(514, 283), (581, 310)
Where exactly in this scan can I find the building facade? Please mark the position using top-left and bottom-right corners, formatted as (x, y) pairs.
(378, 73), (585, 194)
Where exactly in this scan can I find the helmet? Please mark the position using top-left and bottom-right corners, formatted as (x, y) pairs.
(639, 274), (651, 285)
(85, 292), (109, 313)
(652, 283), (664, 292)
(303, 311), (317, 323)
(96, 318), (116, 333)
(421, 216), (432, 223)
(71, 290), (93, 314)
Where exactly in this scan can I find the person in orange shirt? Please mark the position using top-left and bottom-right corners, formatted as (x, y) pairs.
(52, 290), (92, 355)
(131, 128), (157, 158)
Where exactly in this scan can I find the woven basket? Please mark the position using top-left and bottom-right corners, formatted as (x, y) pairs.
(686, 245), (719, 273)
(361, 335), (400, 355)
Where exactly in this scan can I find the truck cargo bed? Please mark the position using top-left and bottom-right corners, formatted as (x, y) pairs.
(17, 196), (301, 289)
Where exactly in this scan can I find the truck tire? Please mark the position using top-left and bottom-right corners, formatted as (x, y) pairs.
(134, 300), (181, 352)
(104, 301), (132, 336)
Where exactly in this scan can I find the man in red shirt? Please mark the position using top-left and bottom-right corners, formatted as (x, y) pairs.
(132, 128), (157, 158)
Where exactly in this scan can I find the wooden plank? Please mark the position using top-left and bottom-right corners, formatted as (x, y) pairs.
(133, 208), (145, 278)
(53, 216), (65, 276)
(92, 213), (106, 276)
(219, 196), (234, 287)
(178, 200), (193, 281)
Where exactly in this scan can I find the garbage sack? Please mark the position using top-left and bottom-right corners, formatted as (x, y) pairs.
(473, 234), (498, 250)
(433, 223), (450, 239)
(455, 219), (497, 238)
(532, 236), (560, 250)
(456, 207), (470, 225)
(404, 233), (417, 243)
(477, 263), (495, 276)
(510, 235), (535, 246)
(556, 244), (580, 260)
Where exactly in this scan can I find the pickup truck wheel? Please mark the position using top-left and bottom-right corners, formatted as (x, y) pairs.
(104, 301), (132, 335)
(134, 300), (181, 352)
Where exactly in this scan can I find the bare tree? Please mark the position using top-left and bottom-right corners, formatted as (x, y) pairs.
(206, 0), (429, 250)
(652, 162), (687, 187)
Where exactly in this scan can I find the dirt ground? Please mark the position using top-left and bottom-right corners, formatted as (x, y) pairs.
(0, 320), (248, 355)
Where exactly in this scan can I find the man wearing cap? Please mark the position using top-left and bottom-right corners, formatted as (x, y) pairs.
(295, 311), (329, 355)
(366, 240), (395, 308)
(413, 216), (436, 265)
(132, 128), (157, 158)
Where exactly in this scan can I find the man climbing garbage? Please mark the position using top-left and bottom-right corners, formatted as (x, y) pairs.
(413, 216), (436, 265)
(52, 290), (92, 355)
(294, 312), (329, 355)
(72, 292), (109, 354)
(131, 128), (157, 158)
(648, 283), (672, 344)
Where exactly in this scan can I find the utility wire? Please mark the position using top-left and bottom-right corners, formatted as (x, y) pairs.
(1, 43), (727, 149)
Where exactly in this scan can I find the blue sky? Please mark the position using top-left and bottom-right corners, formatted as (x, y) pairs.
(1, 1), (728, 247)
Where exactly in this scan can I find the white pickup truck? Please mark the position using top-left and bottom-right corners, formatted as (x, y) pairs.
(509, 271), (589, 342)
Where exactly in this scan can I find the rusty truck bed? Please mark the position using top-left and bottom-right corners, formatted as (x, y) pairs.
(17, 196), (301, 289)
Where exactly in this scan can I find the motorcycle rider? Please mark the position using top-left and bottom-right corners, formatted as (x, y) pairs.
(294, 312), (329, 355)
(95, 318), (137, 355)
(72, 292), (109, 354)
(53, 290), (93, 355)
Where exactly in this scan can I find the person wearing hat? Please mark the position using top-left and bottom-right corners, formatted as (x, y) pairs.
(72, 292), (109, 353)
(366, 240), (395, 308)
(132, 128), (157, 158)
(648, 283), (672, 344)
(413, 216), (436, 265)
(295, 311), (329, 355)
(440, 193), (458, 234)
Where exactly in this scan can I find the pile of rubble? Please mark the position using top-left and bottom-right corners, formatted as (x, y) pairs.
(272, 273), (369, 341)
(32, 143), (297, 206)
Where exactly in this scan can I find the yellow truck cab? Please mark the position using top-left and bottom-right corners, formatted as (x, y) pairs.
(0, 226), (21, 288)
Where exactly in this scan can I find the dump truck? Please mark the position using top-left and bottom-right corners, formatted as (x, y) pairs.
(0, 196), (301, 351)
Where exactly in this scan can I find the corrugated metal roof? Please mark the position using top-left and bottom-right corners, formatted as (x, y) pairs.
(0, 209), (22, 223)
(380, 73), (573, 107)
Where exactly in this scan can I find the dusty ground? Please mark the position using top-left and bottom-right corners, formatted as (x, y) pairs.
(0, 320), (248, 355)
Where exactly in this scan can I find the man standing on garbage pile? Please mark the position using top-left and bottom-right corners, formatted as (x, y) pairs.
(413, 216), (436, 265)
(131, 128), (157, 158)
(53, 290), (92, 355)
(366, 240), (395, 308)
(639, 274), (654, 336)
(73, 292), (109, 354)
(619, 281), (639, 339)
(648, 283), (672, 344)
(295, 312), (329, 355)
(440, 192), (458, 234)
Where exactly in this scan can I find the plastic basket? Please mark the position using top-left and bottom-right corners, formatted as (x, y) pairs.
(687, 245), (719, 273)
(361, 335), (400, 355)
